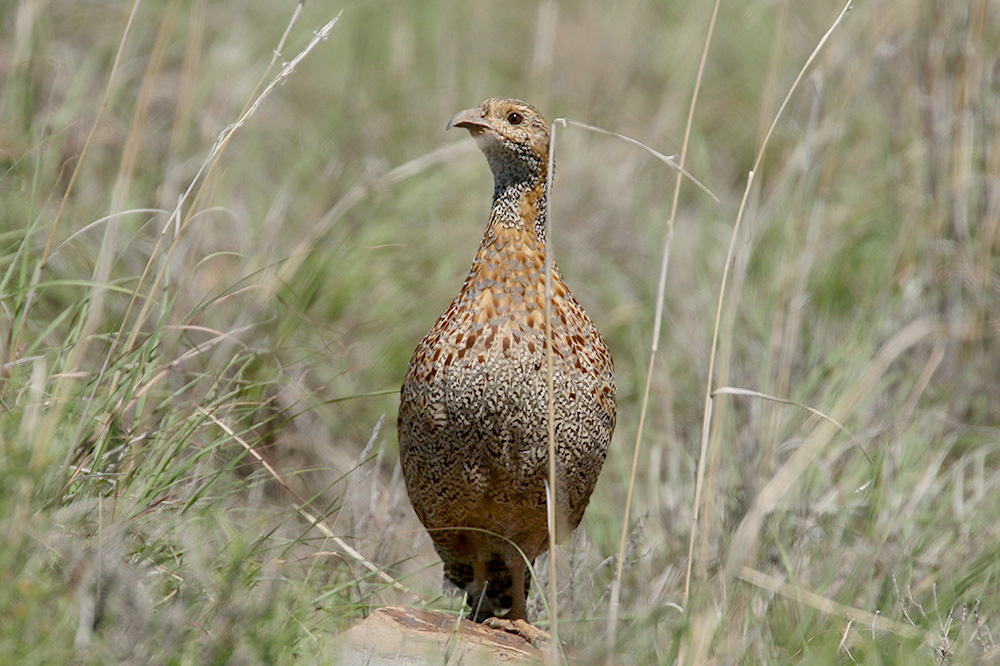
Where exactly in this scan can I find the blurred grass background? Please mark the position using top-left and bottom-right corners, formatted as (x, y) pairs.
(1, 0), (998, 663)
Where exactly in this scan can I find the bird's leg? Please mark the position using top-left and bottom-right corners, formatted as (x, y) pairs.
(508, 561), (529, 620)
(469, 558), (490, 621)
(483, 560), (550, 647)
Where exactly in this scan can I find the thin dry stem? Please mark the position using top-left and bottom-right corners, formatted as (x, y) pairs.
(561, 120), (718, 203)
(684, 0), (854, 610)
(607, 0), (722, 656)
(681, 4), (854, 663)
(711, 386), (870, 463)
(544, 117), (561, 658)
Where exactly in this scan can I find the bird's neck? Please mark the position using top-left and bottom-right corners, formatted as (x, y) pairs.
(488, 176), (548, 243)
(468, 172), (558, 291)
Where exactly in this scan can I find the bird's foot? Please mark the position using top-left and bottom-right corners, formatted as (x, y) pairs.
(483, 616), (549, 648)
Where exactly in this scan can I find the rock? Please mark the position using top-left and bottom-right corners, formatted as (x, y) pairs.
(336, 605), (544, 665)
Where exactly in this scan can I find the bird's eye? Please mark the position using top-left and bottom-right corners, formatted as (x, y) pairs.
(507, 111), (523, 125)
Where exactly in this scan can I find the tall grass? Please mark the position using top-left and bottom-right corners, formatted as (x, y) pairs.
(1, 0), (998, 663)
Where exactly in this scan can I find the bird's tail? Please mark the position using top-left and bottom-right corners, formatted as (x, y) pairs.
(442, 554), (531, 622)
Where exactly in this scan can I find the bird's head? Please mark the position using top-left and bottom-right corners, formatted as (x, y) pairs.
(447, 98), (550, 187)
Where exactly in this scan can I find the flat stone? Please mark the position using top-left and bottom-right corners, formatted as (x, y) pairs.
(335, 605), (543, 665)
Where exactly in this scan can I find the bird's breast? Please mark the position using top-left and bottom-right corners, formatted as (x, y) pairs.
(457, 226), (571, 335)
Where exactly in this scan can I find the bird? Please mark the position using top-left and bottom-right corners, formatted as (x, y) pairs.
(397, 97), (616, 646)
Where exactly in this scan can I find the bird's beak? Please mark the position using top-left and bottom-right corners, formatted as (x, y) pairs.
(446, 107), (491, 133)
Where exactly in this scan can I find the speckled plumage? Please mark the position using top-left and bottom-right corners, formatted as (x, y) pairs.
(398, 98), (616, 637)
